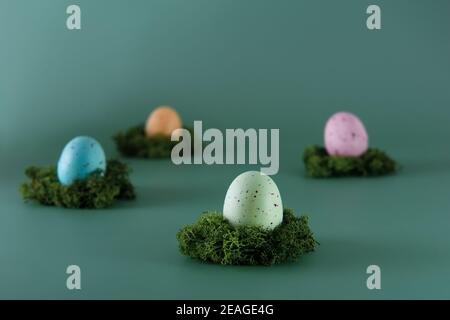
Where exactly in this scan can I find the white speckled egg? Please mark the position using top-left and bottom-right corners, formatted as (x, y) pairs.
(324, 111), (369, 157)
(57, 136), (106, 186)
(223, 171), (283, 230)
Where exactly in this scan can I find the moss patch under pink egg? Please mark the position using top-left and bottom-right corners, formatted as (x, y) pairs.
(303, 145), (397, 178)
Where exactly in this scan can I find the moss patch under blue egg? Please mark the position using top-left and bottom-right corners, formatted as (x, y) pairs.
(20, 159), (135, 209)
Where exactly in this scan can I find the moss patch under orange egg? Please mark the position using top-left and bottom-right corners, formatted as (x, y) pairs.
(113, 124), (193, 158)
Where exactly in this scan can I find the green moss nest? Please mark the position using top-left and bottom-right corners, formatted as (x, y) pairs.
(176, 208), (317, 266)
(20, 159), (135, 209)
(113, 124), (193, 158)
(303, 145), (397, 178)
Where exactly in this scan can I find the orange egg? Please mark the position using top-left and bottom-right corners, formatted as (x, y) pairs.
(145, 106), (182, 138)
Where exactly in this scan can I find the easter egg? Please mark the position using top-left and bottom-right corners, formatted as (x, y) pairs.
(324, 111), (369, 157)
(57, 136), (106, 185)
(145, 106), (182, 138)
(223, 171), (283, 230)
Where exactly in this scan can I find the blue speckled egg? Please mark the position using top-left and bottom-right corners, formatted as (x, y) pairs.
(57, 136), (106, 185)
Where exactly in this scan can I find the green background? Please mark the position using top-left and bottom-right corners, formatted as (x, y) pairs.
(1, 0), (450, 299)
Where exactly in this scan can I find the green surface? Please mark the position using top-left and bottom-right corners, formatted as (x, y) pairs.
(1, 0), (450, 299)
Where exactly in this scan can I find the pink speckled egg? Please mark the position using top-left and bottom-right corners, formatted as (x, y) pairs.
(324, 112), (369, 157)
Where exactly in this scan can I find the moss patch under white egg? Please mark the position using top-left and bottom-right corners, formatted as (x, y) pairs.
(113, 124), (193, 158)
(176, 208), (317, 266)
(20, 159), (135, 209)
(303, 145), (397, 178)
